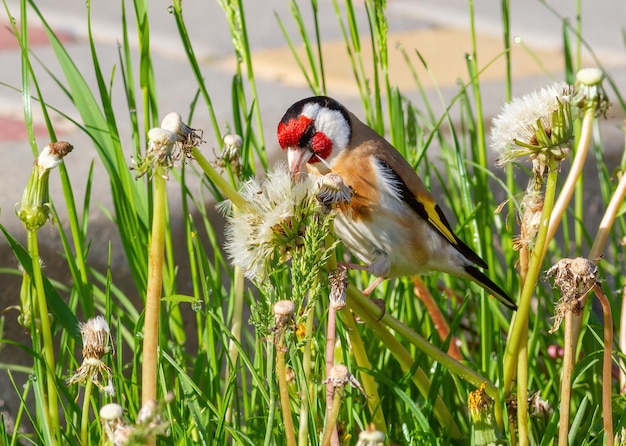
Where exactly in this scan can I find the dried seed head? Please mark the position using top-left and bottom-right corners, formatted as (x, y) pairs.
(514, 189), (544, 251)
(132, 113), (203, 178)
(67, 315), (115, 395)
(573, 67), (610, 117)
(315, 173), (353, 212)
(528, 391), (553, 419)
(273, 300), (296, 329)
(80, 315), (112, 360)
(100, 403), (124, 421)
(547, 257), (599, 332)
(356, 424), (385, 446)
(324, 364), (366, 396)
(136, 400), (157, 426)
(329, 265), (348, 309)
(222, 133), (243, 160)
(37, 141), (73, 173)
(221, 165), (318, 281)
(160, 112), (203, 149)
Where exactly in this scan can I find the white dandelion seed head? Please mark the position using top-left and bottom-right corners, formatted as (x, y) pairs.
(490, 82), (574, 166)
(222, 164), (317, 281)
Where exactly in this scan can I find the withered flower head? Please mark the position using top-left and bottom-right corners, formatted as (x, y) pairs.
(315, 173), (353, 213)
(17, 141), (73, 231)
(67, 315), (115, 396)
(273, 299), (296, 330)
(132, 112), (203, 178)
(547, 257), (600, 332)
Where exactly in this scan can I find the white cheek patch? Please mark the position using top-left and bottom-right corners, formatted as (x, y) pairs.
(314, 108), (350, 151)
(301, 102), (322, 119)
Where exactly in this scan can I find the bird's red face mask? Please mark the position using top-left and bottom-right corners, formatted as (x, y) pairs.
(277, 97), (351, 178)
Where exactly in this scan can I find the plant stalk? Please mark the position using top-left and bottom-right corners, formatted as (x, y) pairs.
(275, 330), (297, 446)
(558, 312), (574, 446)
(504, 161), (560, 392)
(80, 379), (93, 445)
(28, 230), (60, 445)
(324, 303), (340, 446)
(141, 167), (167, 406)
(592, 284), (614, 445)
(543, 106), (595, 254)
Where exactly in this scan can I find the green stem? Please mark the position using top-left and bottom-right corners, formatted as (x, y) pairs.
(340, 299), (387, 433)
(517, 324), (529, 446)
(225, 264), (245, 428)
(347, 292), (464, 438)
(348, 284), (497, 398)
(321, 387), (342, 446)
(141, 167), (167, 405)
(503, 161), (560, 392)
(28, 230), (59, 445)
(191, 147), (248, 210)
(264, 343), (276, 446)
(275, 330), (297, 446)
(593, 284), (614, 445)
(298, 309), (315, 446)
(80, 379), (94, 445)
(544, 107), (595, 253)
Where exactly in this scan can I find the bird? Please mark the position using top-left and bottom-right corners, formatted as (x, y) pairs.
(277, 95), (517, 311)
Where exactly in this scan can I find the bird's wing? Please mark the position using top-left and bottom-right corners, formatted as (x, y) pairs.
(373, 154), (488, 269)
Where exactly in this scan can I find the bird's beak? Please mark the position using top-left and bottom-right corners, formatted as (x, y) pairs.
(287, 147), (313, 180)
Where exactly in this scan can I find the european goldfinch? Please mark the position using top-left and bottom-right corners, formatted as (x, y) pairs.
(277, 96), (517, 311)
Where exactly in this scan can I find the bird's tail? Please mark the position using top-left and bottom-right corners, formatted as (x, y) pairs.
(464, 265), (517, 311)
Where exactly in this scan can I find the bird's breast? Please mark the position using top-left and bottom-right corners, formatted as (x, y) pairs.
(330, 152), (467, 278)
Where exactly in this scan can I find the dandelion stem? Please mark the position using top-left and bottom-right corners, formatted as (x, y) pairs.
(80, 379), (93, 445)
(570, 155), (626, 369)
(324, 303), (340, 446)
(298, 309), (315, 446)
(28, 229), (59, 445)
(191, 145), (248, 210)
(142, 166), (167, 407)
(517, 324), (529, 446)
(321, 387), (342, 446)
(543, 106), (595, 255)
(225, 264), (245, 428)
(558, 312), (574, 446)
(592, 284), (614, 445)
(347, 285), (466, 438)
(621, 285), (626, 394)
(275, 330), (297, 446)
(340, 299), (387, 433)
(504, 160), (559, 393)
